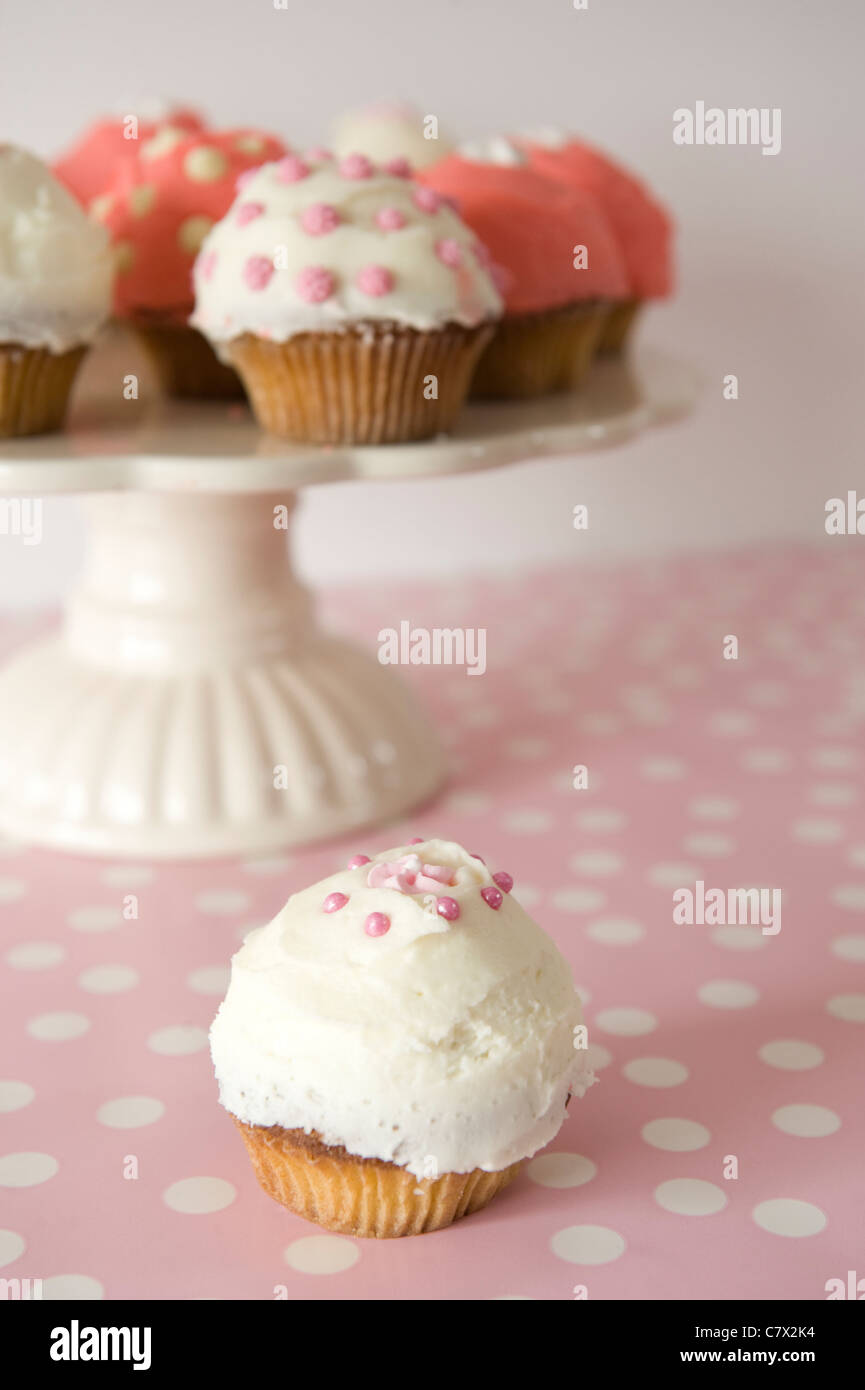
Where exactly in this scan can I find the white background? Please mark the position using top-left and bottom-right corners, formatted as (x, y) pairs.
(0, 0), (862, 608)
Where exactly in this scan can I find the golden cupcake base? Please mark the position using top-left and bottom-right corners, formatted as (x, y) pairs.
(131, 317), (246, 399)
(234, 1118), (523, 1239)
(469, 300), (606, 400)
(597, 298), (643, 355)
(227, 320), (494, 444)
(0, 343), (87, 438)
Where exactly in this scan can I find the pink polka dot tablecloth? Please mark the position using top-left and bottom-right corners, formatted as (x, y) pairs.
(2, 542), (864, 1301)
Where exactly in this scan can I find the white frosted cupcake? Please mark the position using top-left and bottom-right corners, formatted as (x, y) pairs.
(330, 101), (454, 171)
(210, 838), (594, 1238)
(0, 145), (112, 436)
(190, 152), (501, 443)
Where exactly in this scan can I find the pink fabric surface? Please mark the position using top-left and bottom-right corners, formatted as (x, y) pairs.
(1, 544), (864, 1301)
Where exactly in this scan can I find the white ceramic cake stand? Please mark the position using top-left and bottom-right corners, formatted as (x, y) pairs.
(0, 340), (696, 858)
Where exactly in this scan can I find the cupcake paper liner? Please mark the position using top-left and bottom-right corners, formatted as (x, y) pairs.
(597, 298), (643, 355)
(0, 343), (87, 438)
(469, 300), (606, 400)
(227, 320), (494, 445)
(132, 317), (246, 399)
(234, 1119), (523, 1239)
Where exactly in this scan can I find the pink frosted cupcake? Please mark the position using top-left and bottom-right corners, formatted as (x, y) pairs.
(519, 130), (674, 353)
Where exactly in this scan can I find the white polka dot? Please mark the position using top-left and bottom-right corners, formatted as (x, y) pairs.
(772, 1104), (840, 1138)
(580, 712), (620, 735)
(683, 832), (734, 857)
(689, 796), (739, 821)
(147, 1025), (208, 1055)
(586, 917), (645, 946)
(241, 856), (293, 876)
(550, 1224), (626, 1265)
(811, 746), (857, 771)
(708, 711), (755, 738)
(505, 736), (549, 760)
(711, 925), (769, 951)
(832, 885), (865, 912)
(0, 877), (26, 903)
(623, 1057), (689, 1088)
(746, 681), (788, 708)
(586, 1043), (613, 1072)
(194, 891), (251, 916)
(759, 1039), (824, 1071)
(78, 964), (138, 994)
(163, 1176), (236, 1214)
(698, 979), (759, 1009)
(187, 966), (230, 995)
(793, 818), (842, 844)
(284, 1235), (360, 1274)
(100, 865), (155, 887)
(641, 756), (686, 781)
(752, 1198), (826, 1237)
(527, 1153), (597, 1188)
(97, 1096), (165, 1129)
(642, 1119), (710, 1152)
(5, 941), (66, 970)
(596, 1007), (657, 1037)
(848, 845), (865, 869)
(0, 1152), (58, 1187)
(442, 790), (492, 815)
(551, 887), (607, 913)
(826, 993), (865, 1023)
(0, 1230), (25, 1268)
(27, 1012), (90, 1041)
(576, 808), (627, 832)
(570, 850), (623, 877)
(740, 748), (791, 773)
(0, 1081), (34, 1112)
(655, 1178), (727, 1215)
(184, 146), (228, 181)
(648, 862), (699, 888)
(461, 705), (499, 729)
(831, 934), (865, 962)
(811, 783), (857, 808)
(67, 905), (122, 933)
(41, 1274), (104, 1300)
(501, 809), (553, 834)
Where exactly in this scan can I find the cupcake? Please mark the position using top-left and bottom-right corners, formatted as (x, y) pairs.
(94, 125), (287, 397)
(331, 101), (454, 171)
(210, 838), (593, 1238)
(53, 105), (205, 208)
(519, 130), (674, 353)
(190, 153), (502, 443)
(0, 146), (112, 437)
(419, 139), (627, 398)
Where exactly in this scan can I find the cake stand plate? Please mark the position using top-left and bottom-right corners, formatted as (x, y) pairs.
(0, 341), (697, 858)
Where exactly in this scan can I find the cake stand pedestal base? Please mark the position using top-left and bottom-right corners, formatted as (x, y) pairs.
(0, 492), (444, 859)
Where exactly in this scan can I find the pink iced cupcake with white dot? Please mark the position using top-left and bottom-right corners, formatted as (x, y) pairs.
(190, 152), (502, 443)
(210, 838), (592, 1237)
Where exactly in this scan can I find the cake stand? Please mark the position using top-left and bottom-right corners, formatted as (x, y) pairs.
(0, 338), (696, 858)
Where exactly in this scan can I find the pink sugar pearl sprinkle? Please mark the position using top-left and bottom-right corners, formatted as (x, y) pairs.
(436, 896), (460, 922)
(355, 264), (394, 296)
(236, 201), (265, 227)
(347, 854), (371, 869)
(364, 912), (391, 937)
(408, 837), (424, 845)
(323, 891), (349, 913)
(301, 202), (341, 235)
(435, 237), (462, 268)
(481, 885), (503, 910)
(197, 250), (217, 282)
(295, 265), (335, 302)
(376, 206), (406, 231)
(492, 871), (513, 894)
(235, 168), (257, 192)
(276, 155), (310, 183)
(384, 156), (412, 178)
(340, 152), (374, 179)
(413, 187), (441, 213)
(243, 255), (274, 291)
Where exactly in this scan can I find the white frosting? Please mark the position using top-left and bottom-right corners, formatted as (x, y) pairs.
(457, 136), (527, 166)
(331, 103), (453, 170)
(191, 157), (502, 344)
(519, 126), (571, 150)
(210, 839), (592, 1178)
(0, 145), (112, 351)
